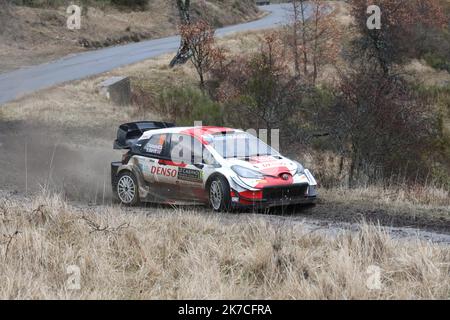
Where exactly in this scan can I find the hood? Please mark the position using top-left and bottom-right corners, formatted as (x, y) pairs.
(226, 155), (297, 176)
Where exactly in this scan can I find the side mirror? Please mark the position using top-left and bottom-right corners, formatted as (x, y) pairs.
(194, 163), (204, 169)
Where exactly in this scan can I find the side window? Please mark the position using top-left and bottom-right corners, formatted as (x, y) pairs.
(142, 134), (169, 157)
(170, 134), (218, 165)
(202, 149), (218, 166)
(170, 134), (196, 164)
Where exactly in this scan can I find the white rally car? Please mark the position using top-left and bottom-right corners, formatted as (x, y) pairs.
(111, 122), (318, 211)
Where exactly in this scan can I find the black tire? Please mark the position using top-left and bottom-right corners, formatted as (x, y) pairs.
(116, 171), (140, 206)
(207, 175), (231, 212)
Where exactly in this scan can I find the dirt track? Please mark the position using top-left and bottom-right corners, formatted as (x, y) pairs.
(1, 120), (449, 239)
(283, 201), (450, 235)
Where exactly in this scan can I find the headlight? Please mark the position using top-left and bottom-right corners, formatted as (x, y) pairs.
(294, 161), (305, 176)
(231, 165), (264, 179)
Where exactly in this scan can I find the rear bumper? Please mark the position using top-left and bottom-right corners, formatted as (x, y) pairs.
(111, 162), (121, 188)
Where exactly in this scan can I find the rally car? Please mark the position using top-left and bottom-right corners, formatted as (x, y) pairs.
(111, 121), (318, 211)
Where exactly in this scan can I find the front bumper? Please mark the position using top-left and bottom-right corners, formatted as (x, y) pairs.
(232, 196), (317, 209)
(231, 184), (318, 208)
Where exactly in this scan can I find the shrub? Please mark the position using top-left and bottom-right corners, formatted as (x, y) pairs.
(330, 62), (445, 186)
(349, 0), (447, 72)
(423, 52), (450, 72)
(156, 86), (223, 126)
(110, 0), (148, 10)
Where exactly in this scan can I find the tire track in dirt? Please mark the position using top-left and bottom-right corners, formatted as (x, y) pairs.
(69, 202), (450, 244)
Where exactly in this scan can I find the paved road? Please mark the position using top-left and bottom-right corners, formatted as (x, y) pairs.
(0, 4), (306, 105)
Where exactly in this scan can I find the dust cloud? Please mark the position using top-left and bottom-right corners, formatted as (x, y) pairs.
(0, 120), (121, 203)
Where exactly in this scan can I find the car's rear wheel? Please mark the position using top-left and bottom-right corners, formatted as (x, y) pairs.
(208, 176), (231, 212)
(116, 171), (140, 206)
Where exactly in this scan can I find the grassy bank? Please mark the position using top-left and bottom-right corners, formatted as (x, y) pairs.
(0, 192), (449, 299)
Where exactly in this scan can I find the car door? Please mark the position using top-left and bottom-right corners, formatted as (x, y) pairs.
(166, 133), (208, 203)
(136, 133), (178, 203)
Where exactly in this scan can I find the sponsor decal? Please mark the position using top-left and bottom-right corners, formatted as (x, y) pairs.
(249, 155), (275, 163)
(253, 161), (289, 170)
(178, 168), (203, 183)
(249, 157), (291, 172)
(144, 134), (167, 155)
(151, 166), (178, 178)
(144, 144), (163, 155)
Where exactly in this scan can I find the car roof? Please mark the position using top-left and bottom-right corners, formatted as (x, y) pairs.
(140, 126), (243, 140)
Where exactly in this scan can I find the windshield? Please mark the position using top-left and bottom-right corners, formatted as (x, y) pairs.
(208, 132), (279, 159)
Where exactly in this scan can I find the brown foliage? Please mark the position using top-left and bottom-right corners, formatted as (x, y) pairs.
(285, 0), (342, 84)
(349, 0), (448, 71)
(213, 34), (288, 102)
(179, 19), (225, 90)
(211, 33), (306, 139)
(329, 62), (440, 185)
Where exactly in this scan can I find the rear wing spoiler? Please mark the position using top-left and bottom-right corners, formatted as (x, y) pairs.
(113, 121), (175, 150)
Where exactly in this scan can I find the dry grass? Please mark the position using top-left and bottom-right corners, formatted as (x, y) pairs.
(0, 192), (448, 299)
(404, 59), (450, 87)
(323, 185), (450, 208)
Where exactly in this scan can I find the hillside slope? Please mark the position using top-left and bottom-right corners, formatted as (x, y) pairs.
(0, 0), (260, 72)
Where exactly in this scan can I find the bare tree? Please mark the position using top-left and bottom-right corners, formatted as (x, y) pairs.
(0, 0), (14, 36)
(349, 0), (446, 74)
(175, 0), (191, 24)
(211, 34), (309, 146)
(286, 0), (340, 84)
(179, 19), (224, 91)
(290, 0), (309, 77)
(329, 61), (439, 186)
(310, 0), (340, 84)
(170, 0), (192, 67)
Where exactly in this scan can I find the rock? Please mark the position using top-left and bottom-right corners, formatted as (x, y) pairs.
(98, 76), (131, 106)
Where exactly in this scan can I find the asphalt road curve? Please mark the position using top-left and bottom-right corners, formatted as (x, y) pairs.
(0, 4), (309, 105)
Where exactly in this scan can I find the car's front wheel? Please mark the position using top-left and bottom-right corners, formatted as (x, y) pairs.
(208, 176), (231, 212)
(116, 171), (140, 206)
